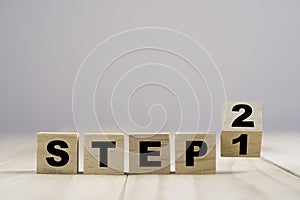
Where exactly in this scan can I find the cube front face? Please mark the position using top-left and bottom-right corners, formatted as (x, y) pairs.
(175, 133), (216, 174)
(84, 133), (124, 174)
(36, 132), (78, 174)
(221, 102), (263, 157)
(129, 133), (170, 174)
(221, 131), (262, 157)
(222, 102), (262, 132)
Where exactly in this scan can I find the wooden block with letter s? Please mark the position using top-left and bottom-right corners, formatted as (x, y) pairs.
(36, 132), (78, 174)
(84, 133), (124, 175)
(175, 132), (216, 174)
(129, 133), (170, 174)
(221, 102), (263, 157)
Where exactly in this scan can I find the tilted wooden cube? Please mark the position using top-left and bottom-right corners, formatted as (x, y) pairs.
(129, 133), (170, 174)
(84, 133), (124, 174)
(221, 102), (263, 157)
(37, 132), (78, 174)
(175, 133), (216, 174)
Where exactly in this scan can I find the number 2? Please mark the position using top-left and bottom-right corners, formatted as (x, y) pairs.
(231, 104), (254, 127)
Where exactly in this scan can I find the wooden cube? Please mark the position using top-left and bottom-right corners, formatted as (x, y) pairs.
(175, 133), (216, 174)
(221, 102), (263, 157)
(129, 133), (170, 174)
(84, 133), (124, 174)
(37, 132), (78, 174)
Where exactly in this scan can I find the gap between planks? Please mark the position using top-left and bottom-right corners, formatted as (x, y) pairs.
(261, 157), (300, 179)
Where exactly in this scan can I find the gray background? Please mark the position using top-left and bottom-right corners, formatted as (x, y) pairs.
(0, 0), (299, 134)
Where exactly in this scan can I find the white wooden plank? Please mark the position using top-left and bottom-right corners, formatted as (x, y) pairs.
(123, 158), (300, 200)
(0, 172), (127, 200)
(0, 133), (35, 172)
(262, 131), (300, 176)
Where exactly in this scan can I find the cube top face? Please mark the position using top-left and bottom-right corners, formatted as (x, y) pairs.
(85, 132), (124, 136)
(175, 133), (216, 174)
(222, 102), (262, 132)
(38, 132), (78, 136)
(175, 132), (215, 135)
(128, 132), (170, 138)
(37, 132), (78, 174)
(84, 133), (124, 174)
(129, 133), (170, 174)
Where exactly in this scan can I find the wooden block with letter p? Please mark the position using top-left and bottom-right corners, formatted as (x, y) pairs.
(129, 133), (170, 174)
(36, 132), (78, 174)
(221, 102), (263, 157)
(84, 133), (124, 174)
(175, 133), (216, 174)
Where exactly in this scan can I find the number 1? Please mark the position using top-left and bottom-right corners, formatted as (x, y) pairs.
(232, 134), (248, 155)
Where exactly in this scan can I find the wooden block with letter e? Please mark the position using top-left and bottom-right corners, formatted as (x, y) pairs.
(84, 133), (124, 174)
(36, 132), (78, 174)
(175, 133), (216, 174)
(221, 102), (263, 157)
(129, 133), (170, 174)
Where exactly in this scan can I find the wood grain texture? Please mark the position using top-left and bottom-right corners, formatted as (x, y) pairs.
(36, 132), (78, 174)
(175, 133), (216, 174)
(84, 133), (124, 174)
(129, 133), (170, 174)
(221, 102), (262, 157)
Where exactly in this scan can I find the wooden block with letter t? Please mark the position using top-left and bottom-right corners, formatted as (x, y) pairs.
(129, 133), (170, 174)
(175, 133), (216, 174)
(84, 133), (124, 174)
(36, 132), (78, 174)
(221, 102), (263, 157)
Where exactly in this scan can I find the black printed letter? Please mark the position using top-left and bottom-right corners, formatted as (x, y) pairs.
(91, 141), (116, 167)
(46, 140), (69, 167)
(139, 141), (161, 167)
(186, 141), (208, 166)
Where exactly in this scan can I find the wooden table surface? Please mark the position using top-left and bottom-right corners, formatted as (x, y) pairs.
(1, 132), (300, 200)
